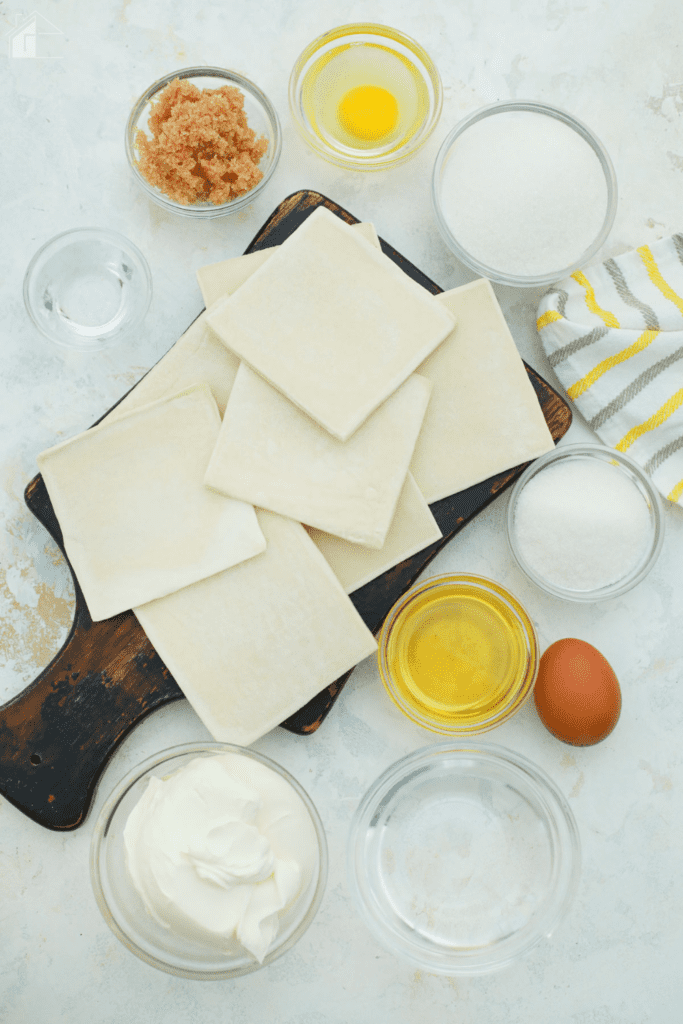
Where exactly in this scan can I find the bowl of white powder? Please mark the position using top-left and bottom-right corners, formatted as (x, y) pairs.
(431, 101), (617, 287)
(506, 444), (663, 601)
(90, 743), (327, 978)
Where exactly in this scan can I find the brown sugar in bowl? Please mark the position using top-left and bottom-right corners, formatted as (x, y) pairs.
(126, 67), (281, 219)
(135, 77), (267, 206)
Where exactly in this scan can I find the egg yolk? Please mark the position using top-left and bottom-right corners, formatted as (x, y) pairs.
(337, 85), (399, 141)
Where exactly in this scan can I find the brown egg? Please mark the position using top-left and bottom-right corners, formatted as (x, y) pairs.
(534, 638), (621, 746)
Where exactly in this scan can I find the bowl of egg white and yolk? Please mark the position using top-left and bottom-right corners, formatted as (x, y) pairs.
(289, 23), (443, 170)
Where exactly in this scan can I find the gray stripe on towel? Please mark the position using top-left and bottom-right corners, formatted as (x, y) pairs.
(548, 325), (609, 368)
(590, 344), (683, 430)
(541, 287), (568, 317)
(672, 234), (683, 268)
(604, 258), (659, 330)
(645, 434), (683, 475)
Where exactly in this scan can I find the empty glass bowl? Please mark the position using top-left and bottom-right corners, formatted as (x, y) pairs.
(432, 100), (617, 286)
(126, 67), (281, 218)
(348, 742), (581, 974)
(507, 443), (664, 601)
(289, 23), (442, 171)
(23, 227), (152, 349)
(90, 742), (328, 979)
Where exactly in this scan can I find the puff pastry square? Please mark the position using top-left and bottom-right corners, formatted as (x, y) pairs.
(410, 280), (555, 503)
(206, 207), (455, 440)
(108, 312), (240, 421)
(205, 364), (431, 549)
(37, 385), (265, 621)
(307, 472), (441, 594)
(196, 221), (380, 308)
(134, 510), (378, 746)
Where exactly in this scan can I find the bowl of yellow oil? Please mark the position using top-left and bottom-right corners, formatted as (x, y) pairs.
(289, 23), (442, 170)
(378, 574), (539, 735)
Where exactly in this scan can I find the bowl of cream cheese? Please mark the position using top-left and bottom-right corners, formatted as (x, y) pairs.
(90, 743), (327, 978)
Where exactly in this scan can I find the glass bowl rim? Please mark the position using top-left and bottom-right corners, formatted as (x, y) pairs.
(23, 226), (152, 349)
(90, 740), (328, 979)
(125, 65), (282, 218)
(431, 98), (618, 287)
(347, 739), (581, 974)
(288, 21), (443, 172)
(506, 442), (665, 601)
(377, 572), (539, 736)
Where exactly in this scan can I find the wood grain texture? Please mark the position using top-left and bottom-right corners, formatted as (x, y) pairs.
(0, 190), (572, 830)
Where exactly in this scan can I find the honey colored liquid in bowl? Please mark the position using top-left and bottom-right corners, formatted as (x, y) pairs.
(386, 582), (530, 728)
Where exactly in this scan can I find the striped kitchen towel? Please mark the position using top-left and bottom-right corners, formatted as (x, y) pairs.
(537, 234), (683, 505)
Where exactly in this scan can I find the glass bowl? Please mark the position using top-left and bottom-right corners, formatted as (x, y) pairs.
(23, 227), (152, 349)
(348, 741), (581, 974)
(378, 573), (538, 736)
(90, 742), (328, 979)
(506, 443), (664, 601)
(289, 23), (442, 171)
(126, 67), (281, 218)
(432, 100), (617, 286)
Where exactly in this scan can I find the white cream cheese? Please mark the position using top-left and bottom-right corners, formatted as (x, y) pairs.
(123, 753), (320, 962)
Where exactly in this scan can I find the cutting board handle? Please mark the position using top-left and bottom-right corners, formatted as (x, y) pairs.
(0, 475), (179, 830)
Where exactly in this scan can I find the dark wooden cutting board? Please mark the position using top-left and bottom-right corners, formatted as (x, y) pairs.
(0, 190), (572, 831)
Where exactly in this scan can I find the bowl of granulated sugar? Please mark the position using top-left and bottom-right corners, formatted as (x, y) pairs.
(432, 101), (617, 287)
(506, 444), (663, 601)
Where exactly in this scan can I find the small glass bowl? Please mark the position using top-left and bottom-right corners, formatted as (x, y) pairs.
(90, 742), (328, 979)
(289, 23), (442, 171)
(432, 100), (617, 287)
(506, 443), (664, 601)
(23, 227), (152, 349)
(126, 67), (281, 218)
(378, 573), (538, 736)
(348, 741), (581, 974)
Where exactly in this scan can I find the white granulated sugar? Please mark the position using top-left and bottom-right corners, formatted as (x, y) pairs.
(513, 459), (652, 592)
(439, 111), (608, 277)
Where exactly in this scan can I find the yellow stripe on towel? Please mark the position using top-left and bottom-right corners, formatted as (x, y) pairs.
(537, 309), (563, 330)
(572, 270), (620, 328)
(567, 329), (660, 400)
(668, 477), (683, 503)
(616, 386), (683, 451)
(637, 245), (683, 316)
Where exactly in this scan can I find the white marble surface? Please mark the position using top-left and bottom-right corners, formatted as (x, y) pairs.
(2, 1), (683, 1021)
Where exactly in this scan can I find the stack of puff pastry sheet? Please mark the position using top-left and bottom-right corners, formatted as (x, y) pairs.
(37, 207), (554, 746)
